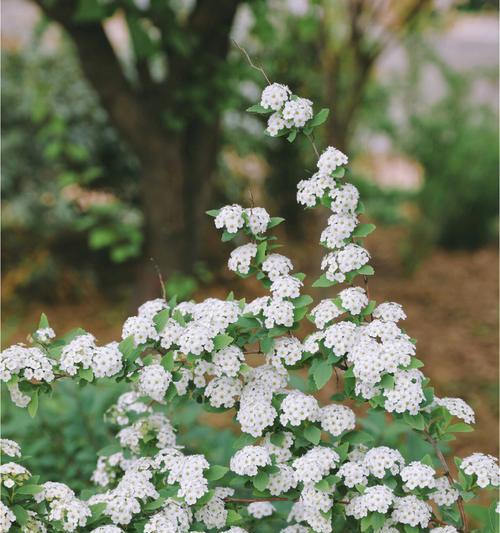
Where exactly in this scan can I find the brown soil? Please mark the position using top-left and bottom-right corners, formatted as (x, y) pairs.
(2, 227), (498, 456)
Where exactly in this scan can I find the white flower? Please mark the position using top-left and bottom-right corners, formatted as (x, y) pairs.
(195, 487), (233, 529)
(310, 299), (342, 329)
(263, 297), (295, 329)
(363, 446), (405, 478)
(317, 146), (348, 175)
(345, 485), (394, 518)
(267, 336), (303, 369)
(297, 172), (335, 207)
(329, 183), (359, 213)
(373, 302), (406, 323)
(270, 275), (302, 299)
(319, 404), (355, 436)
(261, 83), (291, 111)
(267, 464), (297, 495)
(400, 461), (436, 490)
(337, 461), (369, 488)
(212, 345), (244, 377)
(144, 499), (192, 532)
(248, 502), (274, 518)
(92, 342), (123, 378)
(430, 527), (459, 533)
(262, 254), (294, 281)
(34, 327), (56, 343)
(215, 204), (245, 234)
(431, 477), (459, 506)
(391, 495), (432, 528)
(122, 316), (158, 346)
(460, 453), (499, 488)
(280, 390), (320, 426)
(292, 446), (340, 484)
(282, 97), (313, 128)
(320, 213), (358, 249)
(338, 287), (368, 316)
(137, 364), (172, 402)
(1, 344), (55, 383)
(267, 112), (290, 136)
(435, 397), (475, 424)
(205, 376), (242, 408)
(0, 439), (21, 458)
(245, 207), (270, 235)
(383, 369), (425, 415)
(228, 243), (258, 275)
(230, 446), (271, 476)
(323, 321), (358, 356)
(0, 502), (15, 532)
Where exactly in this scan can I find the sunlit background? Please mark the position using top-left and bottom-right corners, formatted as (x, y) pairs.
(1, 0), (498, 511)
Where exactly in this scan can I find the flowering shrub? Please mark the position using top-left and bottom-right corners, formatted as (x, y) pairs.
(1, 77), (499, 533)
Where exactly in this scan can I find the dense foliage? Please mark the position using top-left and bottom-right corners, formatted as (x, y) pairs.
(1, 77), (498, 533)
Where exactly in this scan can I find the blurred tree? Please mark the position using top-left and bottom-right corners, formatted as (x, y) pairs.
(33, 0), (244, 296)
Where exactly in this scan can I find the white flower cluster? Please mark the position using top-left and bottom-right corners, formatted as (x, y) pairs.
(400, 461), (436, 490)
(262, 253), (293, 280)
(391, 495), (432, 528)
(310, 299), (342, 329)
(195, 487), (234, 529)
(0, 502), (16, 532)
(248, 501), (274, 518)
(319, 404), (356, 436)
(228, 243), (257, 275)
(0, 439), (21, 458)
(245, 295), (295, 330)
(431, 477), (460, 506)
(215, 205), (270, 235)
(117, 413), (176, 453)
(137, 363), (172, 402)
(435, 396), (475, 424)
(34, 327), (56, 342)
(321, 244), (370, 283)
(280, 390), (320, 426)
(292, 446), (339, 484)
(266, 336), (303, 369)
(346, 485), (394, 518)
(0, 344), (55, 383)
(317, 146), (349, 175)
(0, 461), (31, 488)
(260, 83), (313, 136)
(338, 287), (368, 316)
(230, 445), (271, 476)
(35, 482), (91, 532)
(60, 334), (123, 378)
(460, 453), (500, 488)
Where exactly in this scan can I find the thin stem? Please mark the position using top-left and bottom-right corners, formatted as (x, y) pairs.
(426, 432), (468, 533)
(305, 132), (320, 158)
(232, 40), (271, 85)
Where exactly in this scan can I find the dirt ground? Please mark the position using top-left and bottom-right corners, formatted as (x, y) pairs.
(2, 227), (498, 457)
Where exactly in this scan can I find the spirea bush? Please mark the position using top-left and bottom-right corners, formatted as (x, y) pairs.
(1, 77), (499, 533)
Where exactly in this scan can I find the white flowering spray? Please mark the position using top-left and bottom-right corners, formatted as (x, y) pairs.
(0, 61), (498, 533)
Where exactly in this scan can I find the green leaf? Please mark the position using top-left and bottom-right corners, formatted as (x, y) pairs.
(12, 505), (29, 526)
(253, 471), (269, 492)
(153, 309), (169, 332)
(38, 313), (49, 330)
(448, 423), (474, 433)
(361, 300), (376, 317)
(331, 167), (345, 178)
(403, 412), (425, 431)
(119, 336), (136, 361)
(161, 352), (175, 372)
(308, 108), (330, 127)
(343, 430), (374, 445)
(79, 367), (94, 382)
(268, 217), (285, 229)
(357, 265), (374, 276)
(28, 392), (39, 418)
(74, 0), (106, 22)
(16, 484), (43, 495)
(313, 361), (333, 390)
(287, 130), (297, 142)
(205, 465), (229, 481)
(97, 443), (122, 457)
(143, 498), (165, 512)
(303, 424), (322, 445)
(226, 509), (243, 525)
(270, 432), (286, 447)
(88, 502), (107, 523)
(371, 512), (386, 530)
(126, 15), (156, 59)
(246, 103), (272, 114)
(260, 336), (274, 354)
(233, 433), (255, 449)
(195, 489), (215, 506)
(312, 274), (335, 288)
(222, 230), (237, 242)
(352, 223), (376, 238)
(314, 479), (330, 491)
(214, 334), (233, 350)
(407, 358), (425, 369)
(292, 295), (313, 308)
(379, 374), (395, 389)
(206, 209), (220, 217)
(255, 241), (267, 264)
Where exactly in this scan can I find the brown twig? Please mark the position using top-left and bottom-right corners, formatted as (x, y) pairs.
(232, 40), (271, 84)
(426, 432), (468, 533)
(150, 257), (167, 300)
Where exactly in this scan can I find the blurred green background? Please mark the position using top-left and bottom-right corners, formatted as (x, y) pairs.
(1, 0), (498, 496)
